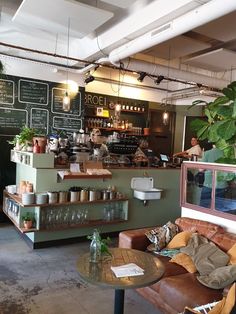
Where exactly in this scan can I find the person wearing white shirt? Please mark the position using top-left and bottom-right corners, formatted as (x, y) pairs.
(173, 137), (202, 159)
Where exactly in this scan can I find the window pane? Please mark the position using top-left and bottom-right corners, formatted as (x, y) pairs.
(215, 171), (236, 215)
(186, 169), (204, 206)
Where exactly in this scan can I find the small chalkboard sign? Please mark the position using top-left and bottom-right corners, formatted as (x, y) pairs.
(0, 107), (27, 133)
(51, 87), (81, 116)
(30, 108), (49, 134)
(0, 79), (14, 105)
(18, 79), (49, 105)
(53, 116), (82, 131)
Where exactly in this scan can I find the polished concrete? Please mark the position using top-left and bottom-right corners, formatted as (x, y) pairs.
(0, 223), (162, 314)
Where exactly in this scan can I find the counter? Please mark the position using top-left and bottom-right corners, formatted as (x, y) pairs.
(3, 151), (181, 248)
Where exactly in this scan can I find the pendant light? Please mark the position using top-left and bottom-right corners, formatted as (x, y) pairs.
(63, 17), (71, 112)
(162, 109), (169, 125)
(162, 46), (171, 125)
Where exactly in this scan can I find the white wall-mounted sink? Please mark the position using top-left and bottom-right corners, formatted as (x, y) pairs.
(131, 177), (163, 201)
(133, 188), (162, 200)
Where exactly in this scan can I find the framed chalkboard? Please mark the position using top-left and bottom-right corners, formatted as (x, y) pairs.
(53, 116), (82, 131)
(30, 108), (49, 134)
(18, 79), (49, 105)
(0, 107), (28, 134)
(0, 79), (14, 106)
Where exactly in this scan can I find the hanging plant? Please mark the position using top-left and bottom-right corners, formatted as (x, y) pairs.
(189, 81), (236, 164)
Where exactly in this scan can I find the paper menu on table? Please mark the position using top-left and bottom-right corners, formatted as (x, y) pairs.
(111, 263), (144, 278)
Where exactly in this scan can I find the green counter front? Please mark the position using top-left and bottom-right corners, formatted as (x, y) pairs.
(5, 154), (181, 248)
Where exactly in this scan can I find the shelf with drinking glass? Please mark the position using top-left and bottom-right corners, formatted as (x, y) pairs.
(39, 219), (127, 232)
(4, 190), (128, 208)
(3, 191), (128, 233)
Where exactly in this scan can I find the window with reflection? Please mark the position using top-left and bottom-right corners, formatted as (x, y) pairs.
(182, 162), (236, 220)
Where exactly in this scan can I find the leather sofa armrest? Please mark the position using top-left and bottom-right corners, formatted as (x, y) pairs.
(223, 284), (233, 296)
(118, 227), (153, 251)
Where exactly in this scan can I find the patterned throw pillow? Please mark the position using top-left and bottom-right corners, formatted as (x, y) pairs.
(145, 221), (178, 251)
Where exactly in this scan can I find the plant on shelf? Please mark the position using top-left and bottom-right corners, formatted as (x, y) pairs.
(22, 212), (35, 229)
(190, 81), (236, 164)
(8, 126), (36, 151)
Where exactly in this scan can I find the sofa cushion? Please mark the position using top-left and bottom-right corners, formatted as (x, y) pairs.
(158, 273), (223, 313)
(197, 265), (236, 289)
(228, 243), (236, 265)
(175, 217), (224, 239)
(193, 243), (229, 275)
(145, 221), (178, 251)
(170, 253), (197, 273)
(167, 231), (193, 249)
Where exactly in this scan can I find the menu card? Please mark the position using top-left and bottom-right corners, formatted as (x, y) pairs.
(111, 263), (144, 278)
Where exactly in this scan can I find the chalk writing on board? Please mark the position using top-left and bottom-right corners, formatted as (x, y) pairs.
(18, 79), (49, 105)
(53, 116), (82, 131)
(0, 107), (28, 129)
(0, 79), (14, 105)
(30, 108), (49, 134)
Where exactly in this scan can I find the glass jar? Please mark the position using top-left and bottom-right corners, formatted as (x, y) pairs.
(90, 229), (101, 263)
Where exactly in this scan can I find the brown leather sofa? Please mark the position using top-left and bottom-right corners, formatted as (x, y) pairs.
(119, 217), (236, 314)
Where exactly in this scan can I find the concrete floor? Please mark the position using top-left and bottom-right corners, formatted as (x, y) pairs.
(0, 223), (162, 314)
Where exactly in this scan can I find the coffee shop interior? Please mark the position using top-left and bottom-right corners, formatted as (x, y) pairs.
(1, 1), (236, 314)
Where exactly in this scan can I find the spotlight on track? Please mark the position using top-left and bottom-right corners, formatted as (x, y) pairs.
(154, 75), (164, 85)
(137, 72), (147, 82)
(84, 75), (95, 84)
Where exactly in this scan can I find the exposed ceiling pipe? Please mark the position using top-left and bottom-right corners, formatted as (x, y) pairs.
(109, 0), (236, 65)
(120, 58), (229, 89)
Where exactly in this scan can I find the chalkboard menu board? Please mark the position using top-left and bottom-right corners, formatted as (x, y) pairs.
(19, 79), (49, 105)
(0, 79), (14, 105)
(0, 108), (27, 132)
(0, 74), (85, 136)
(53, 116), (82, 131)
(30, 108), (49, 134)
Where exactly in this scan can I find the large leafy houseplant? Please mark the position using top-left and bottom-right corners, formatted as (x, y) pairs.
(190, 81), (236, 164)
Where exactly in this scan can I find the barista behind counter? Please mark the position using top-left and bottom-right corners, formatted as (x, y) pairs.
(173, 137), (202, 159)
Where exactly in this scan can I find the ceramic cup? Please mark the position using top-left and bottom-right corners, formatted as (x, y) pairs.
(47, 192), (58, 204)
(35, 193), (48, 205)
(59, 191), (68, 203)
(22, 192), (35, 205)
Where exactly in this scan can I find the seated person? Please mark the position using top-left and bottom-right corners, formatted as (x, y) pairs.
(173, 137), (202, 159)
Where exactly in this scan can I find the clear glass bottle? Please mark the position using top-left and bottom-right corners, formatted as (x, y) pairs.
(90, 229), (101, 263)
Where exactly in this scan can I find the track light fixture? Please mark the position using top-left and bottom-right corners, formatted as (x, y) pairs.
(84, 75), (95, 84)
(154, 75), (164, 85)
(137, 72), (147, 82)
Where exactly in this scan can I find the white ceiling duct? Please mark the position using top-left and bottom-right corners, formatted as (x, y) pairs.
(121, 58), (229, 89)
(108, 0), (236, 65)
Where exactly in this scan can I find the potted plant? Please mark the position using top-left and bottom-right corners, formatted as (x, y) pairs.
(22, 212), (34, 229)
(8, 126), (36, 151)
(190, 81), (236, 164)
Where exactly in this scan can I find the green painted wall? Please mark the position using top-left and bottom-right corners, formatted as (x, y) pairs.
(16, 163), (181, 243)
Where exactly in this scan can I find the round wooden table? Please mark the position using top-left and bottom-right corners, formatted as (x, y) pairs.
(77, 248), (165, 314)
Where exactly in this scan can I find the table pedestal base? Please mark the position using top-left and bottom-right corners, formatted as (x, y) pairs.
(114, 289), (125, 314)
